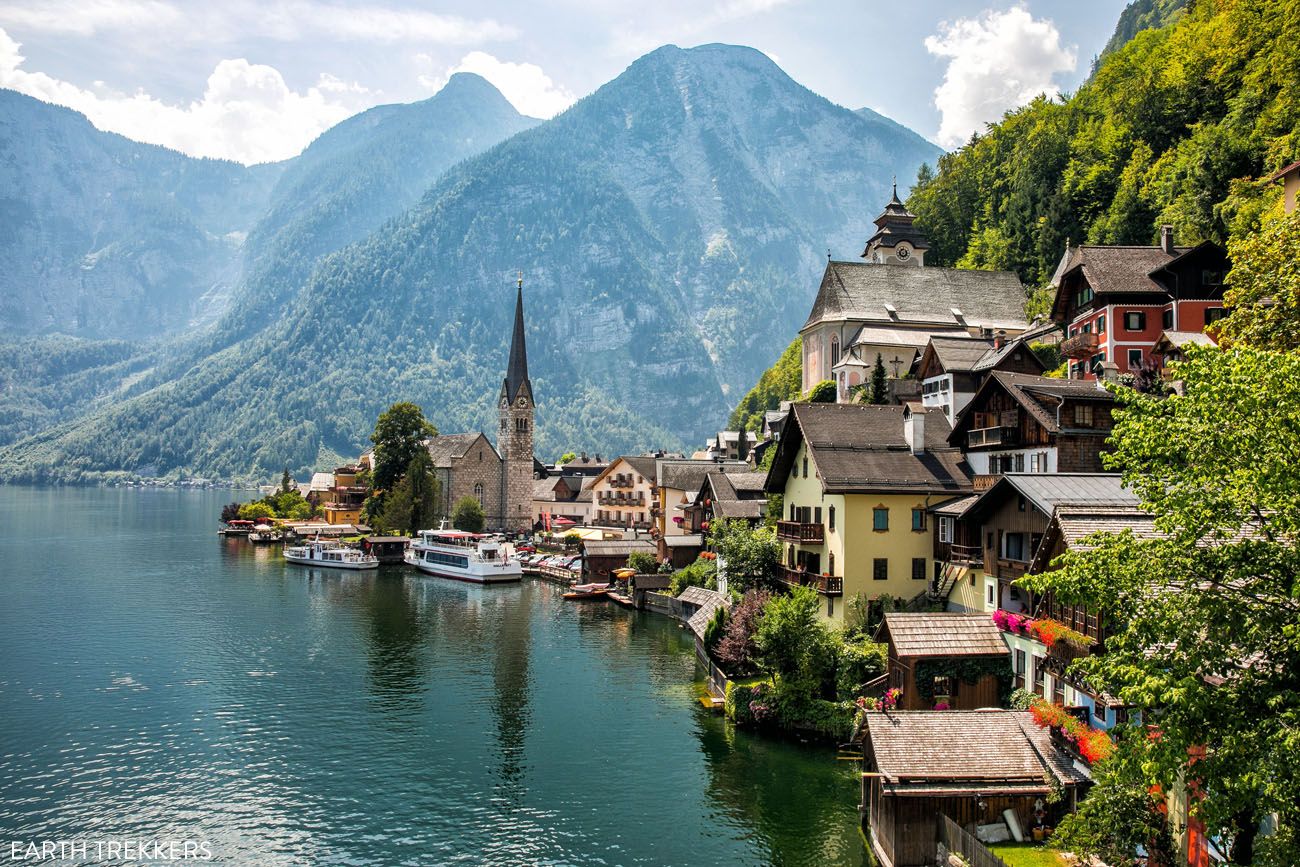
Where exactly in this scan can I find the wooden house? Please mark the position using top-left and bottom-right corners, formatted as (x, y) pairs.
(877, 613), (1010, 711)
(580, 538), (656, 583)
(914, 333), (1045, 423)
(862, 709), (1087, 867)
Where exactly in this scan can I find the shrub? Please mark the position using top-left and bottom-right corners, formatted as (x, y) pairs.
(669, 557), (717, 595)
(451, 496), (486, 533)
(836, 638), (888, 700)
(1007, 687), (1037, 710)
(703, 606), (728, 655)
(716, 590), (769, 674)
(627, 551), (658, 574)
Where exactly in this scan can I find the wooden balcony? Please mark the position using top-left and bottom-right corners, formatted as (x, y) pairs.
(967, 426), (1020, 448)
(996, 558), (1029, 580)
(947, 544), (984, 566)
(779, 566), (842, 595)
(776, 521), (824, 544)
(972, 474), (999, 492)
(1061, 332), (1100, 359)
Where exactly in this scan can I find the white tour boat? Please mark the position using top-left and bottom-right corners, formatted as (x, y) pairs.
(283, 539), (378, 570)
(405, 528), (523, 584)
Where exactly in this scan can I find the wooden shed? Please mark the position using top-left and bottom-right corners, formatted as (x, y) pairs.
(361, 536), (409, 564)
(862, 709), (1087, 867)
(581, 538), (657, 582)
(878, 613), (1011, 711)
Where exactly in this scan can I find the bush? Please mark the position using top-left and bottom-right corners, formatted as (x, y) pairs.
(715, 590), (769, 675)
(703, 606), (728, 655)
(627, 551), (658, 574)
(1007, 687), (1037, 710)
(451, 496), (486, 532)
(836, 638), (888, 701)
(804, 379), (837, 403)
(238, 501), (275, 521)
(669, 557), (717, 595)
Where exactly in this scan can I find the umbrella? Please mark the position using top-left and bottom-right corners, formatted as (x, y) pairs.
(553, 517), (576, 527)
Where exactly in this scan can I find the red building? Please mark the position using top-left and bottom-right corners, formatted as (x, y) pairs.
(1050, 227), (1230, 380)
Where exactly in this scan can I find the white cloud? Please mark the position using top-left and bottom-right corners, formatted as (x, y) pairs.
(0, 0), (515, 44)
(424, 51), (576, 119)
(0, 28), (366, 163)
(0, 0), (181, 36)
(924, 6), (1076, 148)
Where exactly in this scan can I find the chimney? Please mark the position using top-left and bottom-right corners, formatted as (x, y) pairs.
(994, 329), (1006, 350)
(1160, 224), (1175, 255)
(904, 405), (926, 455)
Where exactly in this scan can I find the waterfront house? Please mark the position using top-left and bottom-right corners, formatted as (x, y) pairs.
(322, 465), (366, 525)
(914, 333), (1045, 423)
(1050, 231), (1230, 380)
(654, 459), (747, 541)
(581, 538), (657, 583)
(800, 190), (1029, 400)
(588, 456), (658, 531)
(861, 709), (1086, 867)
(532, 473), (594, 529)
(1270, 159), (1300, 213)
(877, 613), (1010, 711)
(947, 372), (1116, 484)
(686, 470), (768, 531)
(764, 402), (972, 621)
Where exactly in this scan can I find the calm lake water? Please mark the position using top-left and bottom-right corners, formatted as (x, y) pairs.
(0, 487), (868, 866)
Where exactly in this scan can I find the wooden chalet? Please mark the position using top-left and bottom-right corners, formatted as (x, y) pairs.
(878, 613), (1010, 711)
(862, 709), (1087, 867)
(581, 538), (656, 583)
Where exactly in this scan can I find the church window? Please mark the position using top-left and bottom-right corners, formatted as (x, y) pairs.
(474, 483), (484, 505)
(830, 335), (840, 366)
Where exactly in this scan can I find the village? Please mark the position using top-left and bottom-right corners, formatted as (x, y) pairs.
(208, 162), (1300, 867)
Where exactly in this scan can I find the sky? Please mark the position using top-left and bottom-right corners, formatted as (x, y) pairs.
(0, 0), (1131, 165)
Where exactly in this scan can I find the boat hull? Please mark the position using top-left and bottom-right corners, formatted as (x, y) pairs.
(405, 554), (522, 584)
(284, 552), (378, 570)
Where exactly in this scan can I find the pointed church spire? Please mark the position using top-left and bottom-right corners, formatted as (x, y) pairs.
(504, 271), (530, 402)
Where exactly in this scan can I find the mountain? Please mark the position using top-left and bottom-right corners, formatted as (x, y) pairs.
(0, 89), (281, 339)
(0, 44), (943, 483)
(728, 336), (802, 433)
(0, 75), (539, 450)
(906, 0), (1299, 289)
(1099, 0), (1190, 59)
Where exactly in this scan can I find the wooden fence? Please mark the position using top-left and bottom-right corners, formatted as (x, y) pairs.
(937, 815), (1009, 867)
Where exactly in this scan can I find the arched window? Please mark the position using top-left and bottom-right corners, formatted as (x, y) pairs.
(830, 334), (840, 367)
(473, 482), (484, 505)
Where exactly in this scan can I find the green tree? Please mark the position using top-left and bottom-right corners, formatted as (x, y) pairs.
(1023, 345), (1300, 865)
(451, 495), (486, 533)
(804, 379), (837, 403)
(381, 450), (441, 535)
(280, 467), (293, 493)
(1220, 209), (1300, 350)
(709, 518), (778, 592)
(557, 452), (577, 465)
(753, 585), (826, 682)
(627, 551), (658, 574)
(729, 337), (802, 432)
(266, 489), (312, 520)
(370, 402), (438, 494)
(237, 501), (276, 521)
(867, 353), (888, 404)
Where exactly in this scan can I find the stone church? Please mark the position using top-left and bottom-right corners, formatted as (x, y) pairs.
(426, 278), (535, 533)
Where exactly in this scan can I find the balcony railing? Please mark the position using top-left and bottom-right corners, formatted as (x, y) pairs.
(996, 557), (1029, 580)
(947, 544), (984, 566)
(972, 474), (999, 492)
(776, 521), (824, 544)
(967, 426), (1019, 448)
(779, 566), (842, 595)
(1061, 332), (1100, 359)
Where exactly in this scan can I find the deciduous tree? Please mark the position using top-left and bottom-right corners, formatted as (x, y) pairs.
(370, 402), (438, 494)
(451, 495), (486, 533)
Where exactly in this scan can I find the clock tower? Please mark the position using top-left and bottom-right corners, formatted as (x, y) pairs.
(862, 180), (929, 267)
(499, 273), (535, 533)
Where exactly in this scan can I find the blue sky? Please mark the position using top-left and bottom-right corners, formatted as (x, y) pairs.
(0, 0), (1131, 164)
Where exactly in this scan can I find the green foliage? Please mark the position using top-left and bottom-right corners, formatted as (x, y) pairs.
(627, 551), (658, 574)
(379, 450), (441, 535)
(451, 496), (486, 533)
(669, 557), (717, 595)
(1051, 733), (1174, 867)
(1023, 345), (1300, 864)
(1221, 208), (1300, 350)
(716, 590), (769, 674)
(1028, 340), (1061, 371)
(709, 518), (779, 592)
(1006, 687), (1037, 710)
(867, 354), (888, 404)
(237, 501), (276, 521)
(753, 585), (828, 681)
(557, 452), (577, 465)
(728, 337), (802, 432)
(263, 488), (313, 520)
(908, 0), (1300, 287)
(280, 468), (293, 493)
(835, 638), (887, 701)
(371, 402), (437, 493)
(804, 379), (837, 404)
(842, 593), (872, 639)
(703, 606), (728, 655)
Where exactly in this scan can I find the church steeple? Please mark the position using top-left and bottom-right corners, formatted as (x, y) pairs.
(862, 180), (929, 266)
(503, 272), (531, 403)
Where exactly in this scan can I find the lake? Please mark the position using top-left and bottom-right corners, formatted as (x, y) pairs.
(0, 487), (869, 865)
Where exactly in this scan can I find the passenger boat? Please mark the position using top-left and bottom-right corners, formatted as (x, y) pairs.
(405, 528), (522, 584)
(562, 582), (611, 600)
(248, 524), (284, 543)
(219, 519), (255, 536)
(283, 539), (378, 570)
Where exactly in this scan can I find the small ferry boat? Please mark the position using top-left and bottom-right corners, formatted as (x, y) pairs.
(248, 524), (284, 543)
(405, 528), (522, 584)
(562, 583), (611, 600)
(283, 539), (378, 570)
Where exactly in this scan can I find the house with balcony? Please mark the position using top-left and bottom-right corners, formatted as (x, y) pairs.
(877, 612), (1011, 711)
(322, 465), (367, 525)
(532, 473), (594, 528)
(588, 456), (658, 531)
(1051, 229), (1231, 380)
(654, 459), (747, 563)
(948, 372), (1116, 484)
(685, 470), (768, 533)
(763, 402), (972, 621)
(914, 332), (1046, 423)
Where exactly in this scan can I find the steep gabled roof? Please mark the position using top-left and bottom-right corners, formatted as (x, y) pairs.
(766, 403), (972, 496)
(590, 455), (658, 488)
(881, 613), (1009, 657)
(963, 473), (1139, 525)
(802, 261), (1028, 332)
(425, 433), (498, 468)
(949, 371), (1115, 443)
(658, 460), (747, 492)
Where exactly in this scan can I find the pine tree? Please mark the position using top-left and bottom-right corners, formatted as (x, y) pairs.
(280, 467), (292, 493)
(868, 353), (888, 404)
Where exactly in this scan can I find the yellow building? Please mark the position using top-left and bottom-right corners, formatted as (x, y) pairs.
(322, 465), (366, 526)
(764, 402), (972, 622)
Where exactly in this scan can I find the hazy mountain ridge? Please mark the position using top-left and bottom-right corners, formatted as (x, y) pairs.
(0, 44), (942, 483)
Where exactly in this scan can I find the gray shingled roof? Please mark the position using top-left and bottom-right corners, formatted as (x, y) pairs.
(658, 460), (747, 491)
(999, 473), (1138, 515)
(425, 433), (496, 467)
(930, 494), (980, 517)
(802, 261), (1028, 332)
(882, 613), (1009, 657)
(951, 371), (1114, 441)
(772, 403), (972, 495)
(582, 539), (657, 557)
(714, 500), (765, 519)
(1070, 245), (1188, 296)
(866, 710), (1089, 792)
(621, 456), (658, 480)
(681, 587), (730, 641)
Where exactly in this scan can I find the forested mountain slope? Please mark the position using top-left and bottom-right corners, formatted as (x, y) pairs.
(0, 44), (942, 482)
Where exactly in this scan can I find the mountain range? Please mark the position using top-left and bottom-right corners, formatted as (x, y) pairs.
(0, 44), (941, 483)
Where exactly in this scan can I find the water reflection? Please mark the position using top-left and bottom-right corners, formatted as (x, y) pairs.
(358, 568), (430, 718)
